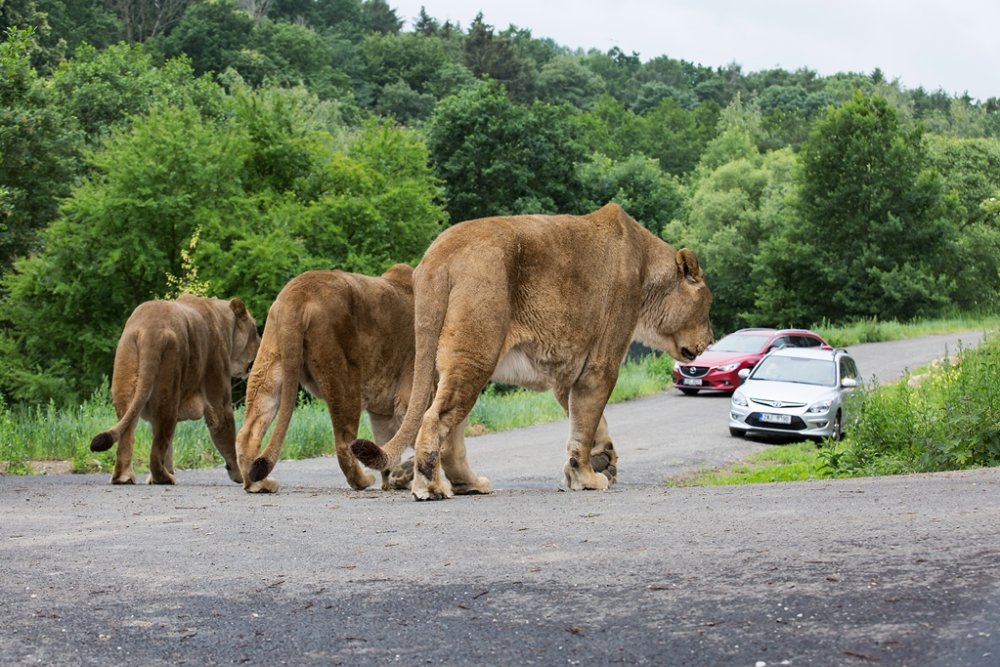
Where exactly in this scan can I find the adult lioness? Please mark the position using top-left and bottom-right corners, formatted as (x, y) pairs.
(90, 295), (260, 485)
(352, 203), (713, 500)
(235, 265), (491, 495)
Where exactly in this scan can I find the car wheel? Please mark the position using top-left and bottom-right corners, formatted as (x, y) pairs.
(679, 388), (700, 396)
(831, 411), (843, 441)
(729, 427), (746, 438)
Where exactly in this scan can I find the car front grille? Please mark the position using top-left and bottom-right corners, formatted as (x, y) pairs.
(677, 365), (710, 378)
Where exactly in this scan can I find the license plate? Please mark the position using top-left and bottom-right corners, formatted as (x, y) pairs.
(682, 378), (702, 386)
(759, 412), (792, 424)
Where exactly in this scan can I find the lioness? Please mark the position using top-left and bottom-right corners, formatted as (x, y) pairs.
(352, 203), (713, 500)
(235, 265), (492, 495)
(90, 295), (260, 485)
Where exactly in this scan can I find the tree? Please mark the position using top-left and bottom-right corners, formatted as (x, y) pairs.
(754, 92), (955, 325)
(48, 42), (224, 143)
(463, 13), (534, 102)
(0, 27), (80, 272)
(0, 83), (447, 403)
(150, 0), (255, 77)
(577, 153), (683, 237)
(664, 149), (798, 332)
(426, 81), (584, 223)
(106, 0), (188, 43)
(537, 56), (605, 110)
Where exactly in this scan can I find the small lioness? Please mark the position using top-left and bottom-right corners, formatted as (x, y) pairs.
(235, 265), (491, 495)
(352, 203), (714, 500)
(90, 295), (260, 485)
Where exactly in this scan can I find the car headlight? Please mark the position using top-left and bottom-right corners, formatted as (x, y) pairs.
(807, 399), (833, 414)
(731, 391), (748, 407)
(716, 362), (740, 372)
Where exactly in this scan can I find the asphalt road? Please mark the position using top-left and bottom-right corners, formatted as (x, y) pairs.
(2, 330), (998, 667)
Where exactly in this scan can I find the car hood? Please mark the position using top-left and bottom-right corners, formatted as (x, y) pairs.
(738, 380), (839, 405)
(683, 350), (753, 368)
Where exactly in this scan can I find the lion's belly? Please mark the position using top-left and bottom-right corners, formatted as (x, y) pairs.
(491, 348), (556, 392)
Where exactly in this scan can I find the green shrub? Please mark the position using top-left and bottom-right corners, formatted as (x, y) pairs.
(821, 335), (1000, 476)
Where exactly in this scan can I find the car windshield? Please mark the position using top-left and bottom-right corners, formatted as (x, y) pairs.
(711, 332), (771, 353)
(750, 356), (836, 386)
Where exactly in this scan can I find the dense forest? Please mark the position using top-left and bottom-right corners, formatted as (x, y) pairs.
(1, 0), (999, 407)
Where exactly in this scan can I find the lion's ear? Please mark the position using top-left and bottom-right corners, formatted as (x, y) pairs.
(676, 248), (702, 282)
(230, 298), (248, 319)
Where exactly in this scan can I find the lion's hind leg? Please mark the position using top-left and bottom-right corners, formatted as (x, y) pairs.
(147, 416), (177, 485)
(111, 421), (137, 485)
(441, 417), (491, 495)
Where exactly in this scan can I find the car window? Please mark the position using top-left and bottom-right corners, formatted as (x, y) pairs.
(711, 333), (772, 353)
(839, 357), (859, 380)
(768, 336), (791, 350)
(798, 336), (823, 348)
(751, 356), (836, 386)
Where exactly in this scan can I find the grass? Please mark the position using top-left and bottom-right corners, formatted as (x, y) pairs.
(2, 313), (997, 478)
(669, 442), (824, 486)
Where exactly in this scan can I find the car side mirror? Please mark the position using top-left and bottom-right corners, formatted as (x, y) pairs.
(737, 368), (751, 380)
(841, 377), (858, 389)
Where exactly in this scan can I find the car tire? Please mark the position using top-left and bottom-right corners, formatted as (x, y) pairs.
(679, 388), (700, 396)
(831, 411), (843, 441)
(729, 427), (746, 438)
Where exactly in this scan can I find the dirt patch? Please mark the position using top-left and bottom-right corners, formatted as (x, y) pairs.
(0, 460), (73, 475)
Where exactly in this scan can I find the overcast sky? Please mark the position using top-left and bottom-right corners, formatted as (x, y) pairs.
(390, 0), (998, 102)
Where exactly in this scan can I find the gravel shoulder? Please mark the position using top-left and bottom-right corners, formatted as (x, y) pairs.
(2, 330), (998, 666)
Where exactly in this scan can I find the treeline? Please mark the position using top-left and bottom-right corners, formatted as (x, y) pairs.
(1, 0), (999, 407)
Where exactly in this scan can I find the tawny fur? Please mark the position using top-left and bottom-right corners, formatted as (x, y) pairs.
(351, 203), (714, 500)
(234, 265), (491, 495)
(90, 295), (260, 485)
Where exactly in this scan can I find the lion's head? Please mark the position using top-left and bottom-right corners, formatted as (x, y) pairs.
(228, 297), (260, 379)
(635, 247), (714, 363)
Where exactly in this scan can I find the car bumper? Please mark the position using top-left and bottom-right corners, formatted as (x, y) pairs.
(729, 406), (837, 438)
(673, 370), (741, 392)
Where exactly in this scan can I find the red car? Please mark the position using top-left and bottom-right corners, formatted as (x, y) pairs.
(672, 328), (831, 395)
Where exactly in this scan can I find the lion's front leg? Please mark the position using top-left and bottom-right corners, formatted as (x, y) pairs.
(564, 439), (610, 491)
(411, 416), (453, 501)
(562, 376), (614, 491)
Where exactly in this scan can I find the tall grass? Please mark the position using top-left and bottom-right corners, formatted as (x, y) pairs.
(813, 313), (1000, 347)
(1, 352), (677, 475)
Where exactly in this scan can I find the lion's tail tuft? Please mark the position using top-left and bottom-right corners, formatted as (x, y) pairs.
(89, 432), (116, 452)
(249, 457), (273, 483)
(351, 439), (389, 471)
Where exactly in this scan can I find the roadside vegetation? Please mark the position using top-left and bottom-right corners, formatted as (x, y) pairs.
(2, 315), (996, 476)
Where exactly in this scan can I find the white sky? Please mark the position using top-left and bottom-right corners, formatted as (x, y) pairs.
(390, 0), (998, 102)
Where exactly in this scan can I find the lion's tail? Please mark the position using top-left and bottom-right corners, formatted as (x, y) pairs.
(90, 333), (158, 452)
(351, 268), (445, 472)
(247, 312), (302, 483)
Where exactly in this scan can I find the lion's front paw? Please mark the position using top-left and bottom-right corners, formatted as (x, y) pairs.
(411, 476), (453, 501)
(563, 459), (610, 491)
(590, 442), (617, 485)
(244, 477), (279, 493)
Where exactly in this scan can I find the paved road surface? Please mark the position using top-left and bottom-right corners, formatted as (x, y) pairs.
(2, 330), (997, 666)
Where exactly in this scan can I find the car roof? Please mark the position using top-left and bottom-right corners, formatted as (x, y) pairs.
(730, 327), (825, 337)
(766, 346), (850, 360)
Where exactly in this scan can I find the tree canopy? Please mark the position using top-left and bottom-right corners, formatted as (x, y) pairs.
(0, 4), (998, 405)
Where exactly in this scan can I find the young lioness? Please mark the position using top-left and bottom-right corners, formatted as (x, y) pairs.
(235, 265), (492, 494)
(90, 295), (260, 485)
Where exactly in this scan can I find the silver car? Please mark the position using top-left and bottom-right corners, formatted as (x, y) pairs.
(729, 347), (860, 441)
